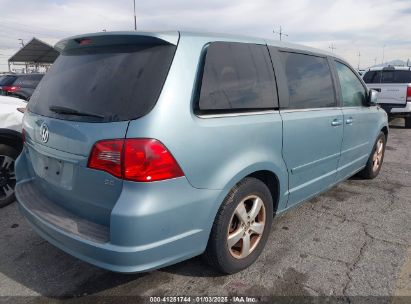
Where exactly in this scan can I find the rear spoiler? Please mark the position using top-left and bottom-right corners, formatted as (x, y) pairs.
(55, 31), (179, 53)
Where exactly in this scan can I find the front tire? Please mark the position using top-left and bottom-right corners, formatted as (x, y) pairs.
(405, 117), (411, 129)
(358, 132), (386, 179)
(0, 144), (19, 208)
(203, 177), (273, 274)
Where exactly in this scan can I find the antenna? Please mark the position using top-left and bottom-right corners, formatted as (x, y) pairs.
(273, 26), (288, 41)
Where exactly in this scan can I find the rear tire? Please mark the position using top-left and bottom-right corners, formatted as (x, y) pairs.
(0, 144), (19, 208)
(203, 177), (273, 274)
(405, 117), (411, 129)
(358, 132), (386, 179)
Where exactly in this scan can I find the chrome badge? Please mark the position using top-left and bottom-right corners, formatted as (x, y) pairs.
(40, 122), (49, 143)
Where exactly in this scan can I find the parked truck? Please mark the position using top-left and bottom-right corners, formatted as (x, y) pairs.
(363, 66), (411, 128)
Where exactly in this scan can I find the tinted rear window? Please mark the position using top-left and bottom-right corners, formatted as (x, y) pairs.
(0, 75), (17, 86)
(28, 44), (176, 122)
(363, 70), (411, 84)
(197, 42), (278, 114)
(279, 52), (336, 109)
(13, 74), (44, 88)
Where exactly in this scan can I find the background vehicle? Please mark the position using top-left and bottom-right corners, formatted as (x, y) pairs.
(15, 31), (388, 274)
(363, 66), (411, 128)
(0, 73), (44, 101)
(0, 96), (25, 207)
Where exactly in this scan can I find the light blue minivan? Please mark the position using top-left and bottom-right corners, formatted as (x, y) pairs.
(15, 31), (388, 274)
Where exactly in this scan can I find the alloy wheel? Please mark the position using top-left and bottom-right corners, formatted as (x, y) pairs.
(0, 155), (16, 201)
(227, 195), (266, 259)
(372, 138), (384, 172)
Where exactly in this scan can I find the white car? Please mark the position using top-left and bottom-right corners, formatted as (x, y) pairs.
(0, 95), (26, 207)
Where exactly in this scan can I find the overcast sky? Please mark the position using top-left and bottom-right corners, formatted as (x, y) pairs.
(1, 0), (411, 71)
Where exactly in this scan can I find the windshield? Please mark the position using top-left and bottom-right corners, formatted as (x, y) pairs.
(28, 44), (176, 122)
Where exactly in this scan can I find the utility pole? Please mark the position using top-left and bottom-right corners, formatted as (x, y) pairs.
(329, 43), (336, 53)
(357, 51), (361, 70)
(273, 26), (288, 41)
(374, 57), (378, 66)
(133, 0), (137, 31)
(18, 39), (24, 48)
(382, 45), (386, 67)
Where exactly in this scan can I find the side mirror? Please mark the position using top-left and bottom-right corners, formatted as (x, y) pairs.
(367, 89), (378, 106)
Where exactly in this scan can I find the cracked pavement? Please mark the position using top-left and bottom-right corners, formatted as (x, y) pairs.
(0, 120), (410, 299)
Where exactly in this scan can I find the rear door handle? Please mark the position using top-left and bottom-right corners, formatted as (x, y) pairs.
(346, 117), (353, 125)
(331, 119), (342, 127)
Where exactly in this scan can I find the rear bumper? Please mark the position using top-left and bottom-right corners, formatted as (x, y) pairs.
(18, 197), (206, 273)
(380, 102), (411, 117)
(16, 155), (223, 273)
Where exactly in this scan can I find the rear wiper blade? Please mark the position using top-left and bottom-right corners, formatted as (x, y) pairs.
(49, 105), (105, 119)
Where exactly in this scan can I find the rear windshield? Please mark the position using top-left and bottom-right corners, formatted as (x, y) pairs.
(363, 70), (411, 84)
(13, 74), (44, 88)
(0, 75), (17, 86)
(28, 44), (176, 122)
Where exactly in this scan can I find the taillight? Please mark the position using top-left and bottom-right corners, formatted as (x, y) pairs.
(407, 86), (411, 102)
(88, 139), (184, 182)
(88, 140), (124, 178)
(123, 139), (184, 182)
(2, 85), (20, 93)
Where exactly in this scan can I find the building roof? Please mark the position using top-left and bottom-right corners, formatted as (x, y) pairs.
(8, 38), (59, 64)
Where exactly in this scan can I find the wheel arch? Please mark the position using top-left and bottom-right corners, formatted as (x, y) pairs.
(216, 163), (287, 218)
(246, 170), (281, 215)
(0, 129), (23, 153)
(381, 126), (388, 140)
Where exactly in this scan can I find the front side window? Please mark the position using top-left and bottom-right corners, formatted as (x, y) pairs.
(279, 52), (335, 109)
(335, 61), (366, 107)
(197, 42), (278, 113)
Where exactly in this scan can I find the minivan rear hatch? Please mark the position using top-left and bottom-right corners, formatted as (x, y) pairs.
(24, 32), (178, 226)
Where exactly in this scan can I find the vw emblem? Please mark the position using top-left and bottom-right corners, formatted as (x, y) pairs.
(40, 122), (49, 143)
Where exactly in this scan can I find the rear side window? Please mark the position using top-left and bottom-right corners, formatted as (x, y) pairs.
(279, 52), (336, 109)
(28, 44), (176, 122)
(13, 74), (44, 88)
(363, 70), (411, 83)
(197, 42), (278, 114)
